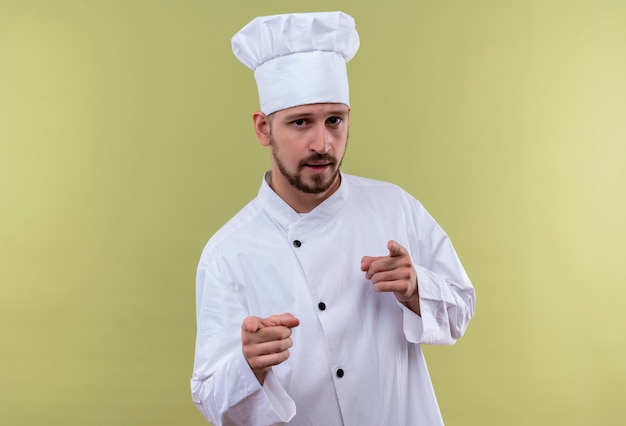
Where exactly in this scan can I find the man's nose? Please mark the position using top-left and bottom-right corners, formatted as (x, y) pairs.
(310, 124), (331, 153)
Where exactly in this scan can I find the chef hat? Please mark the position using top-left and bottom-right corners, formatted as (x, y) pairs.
(231, 11), (360, 115)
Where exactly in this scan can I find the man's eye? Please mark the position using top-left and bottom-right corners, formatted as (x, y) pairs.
(293, 119), (306, 126)
(327, 117), (342, 125)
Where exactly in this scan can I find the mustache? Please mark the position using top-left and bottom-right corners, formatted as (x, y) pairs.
(298, 153), (337, 168)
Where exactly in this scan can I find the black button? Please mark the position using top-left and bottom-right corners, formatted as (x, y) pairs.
(318, 302), (326, 311)
(336, 368), (344, 378)
(293, 240), (302, 248)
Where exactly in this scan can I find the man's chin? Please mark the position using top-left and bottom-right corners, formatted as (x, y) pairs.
(300, 172), (339, 194)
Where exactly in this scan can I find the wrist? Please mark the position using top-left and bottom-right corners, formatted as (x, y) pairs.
(405, 292), (421, 317)
(253, 368), (268, 385)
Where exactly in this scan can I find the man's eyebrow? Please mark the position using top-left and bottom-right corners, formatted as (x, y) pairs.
(282, 110), (348, 121)
(327, 110), (349, 117)
(282, 112), (313, 121)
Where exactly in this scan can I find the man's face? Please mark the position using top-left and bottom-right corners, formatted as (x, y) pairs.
(268, 103), (350, 196)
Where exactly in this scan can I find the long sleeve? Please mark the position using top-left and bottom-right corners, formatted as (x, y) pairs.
(401, 197), (476, 345)
(190, 249), (296, 425)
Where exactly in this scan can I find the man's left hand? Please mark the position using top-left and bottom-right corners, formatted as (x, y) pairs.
(361, 240), (421, 316)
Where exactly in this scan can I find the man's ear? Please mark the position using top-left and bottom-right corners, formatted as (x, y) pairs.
(253, 111), (271, 147)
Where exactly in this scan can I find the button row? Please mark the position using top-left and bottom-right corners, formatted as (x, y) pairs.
(290, 238), (341, 379)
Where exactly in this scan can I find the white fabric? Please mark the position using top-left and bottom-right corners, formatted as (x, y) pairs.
(231, 12), (360, 115)
(191, 173), (476, 425)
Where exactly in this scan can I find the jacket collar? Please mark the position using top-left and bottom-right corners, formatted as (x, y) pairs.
(257, 170), (347, 232)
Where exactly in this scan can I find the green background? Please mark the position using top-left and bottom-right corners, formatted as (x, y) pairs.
(2, 0), (625, 425)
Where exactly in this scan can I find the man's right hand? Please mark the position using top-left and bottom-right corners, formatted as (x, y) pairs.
(241, 313), (300, 385)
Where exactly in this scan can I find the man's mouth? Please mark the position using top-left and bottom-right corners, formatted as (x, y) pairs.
(303, 162), (333, 172)
(301, 154), (335, 168)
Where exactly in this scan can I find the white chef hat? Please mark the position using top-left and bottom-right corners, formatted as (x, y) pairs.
(231, 11), (360, 115)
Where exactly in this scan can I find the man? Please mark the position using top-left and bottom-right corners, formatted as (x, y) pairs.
(191, 11), (475, 425)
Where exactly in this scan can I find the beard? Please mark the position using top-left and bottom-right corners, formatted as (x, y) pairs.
(270, 134), (345, 194)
